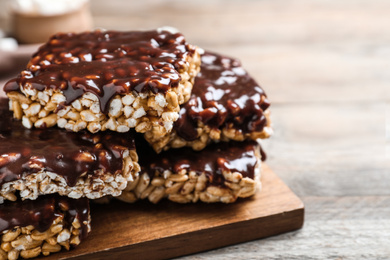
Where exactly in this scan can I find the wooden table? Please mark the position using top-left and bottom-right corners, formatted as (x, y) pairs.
(1, 0), (389, 258)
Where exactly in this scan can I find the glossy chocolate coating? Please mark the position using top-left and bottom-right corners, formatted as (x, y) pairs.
(0, 195), (89, 239)
(0, 99), (135, 187)
(138, 139), (259, 186)
(174, 51), (270, 141)
(4, 30), (195, 112)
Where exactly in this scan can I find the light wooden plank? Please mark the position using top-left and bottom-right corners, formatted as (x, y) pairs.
(262, 102), (390, 196)
(90, 0), (390, 48)
(180, 196), (390, 260)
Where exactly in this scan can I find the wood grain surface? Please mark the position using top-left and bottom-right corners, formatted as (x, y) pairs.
(0, 0), (389, 259)
(34, 165), (303, 260)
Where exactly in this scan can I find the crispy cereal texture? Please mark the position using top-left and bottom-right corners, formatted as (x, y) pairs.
(6, 29), (201, 137)
(117, 144), (262, 204)
(0, 197), (90, 260)
(0, 149), (139, 204)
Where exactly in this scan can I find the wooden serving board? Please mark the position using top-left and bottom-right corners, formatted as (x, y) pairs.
(40, 164), (304, 260)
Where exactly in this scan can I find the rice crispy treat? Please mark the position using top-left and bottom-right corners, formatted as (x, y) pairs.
(4, 28), (201, 137)
(117, 140), (263, 204)
(0, 195), (90, 260)
(144, 51), (272, 153)
(0, 98), (140, 203)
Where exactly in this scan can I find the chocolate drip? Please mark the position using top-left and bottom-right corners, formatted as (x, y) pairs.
(175, 51), (270, 141)
(0, 195), (89, 240)
(0, 99), (135, 186)
(138, 138), (259, 186)
(260, 146), (267, 161)
(4, 30), (195, 113)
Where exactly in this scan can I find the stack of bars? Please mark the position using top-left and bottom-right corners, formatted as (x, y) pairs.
(0, 28), (272, 260)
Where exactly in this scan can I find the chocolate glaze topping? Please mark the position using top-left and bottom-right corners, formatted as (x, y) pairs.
(0, 99), (135, 187)
(174, 51), (270, 141)
(4, 30), (195, 113)
(0, 195), (89, 240)
(138, 138), (259, 186)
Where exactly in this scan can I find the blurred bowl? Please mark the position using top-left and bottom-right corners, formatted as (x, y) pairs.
(12, 2), (93, 44)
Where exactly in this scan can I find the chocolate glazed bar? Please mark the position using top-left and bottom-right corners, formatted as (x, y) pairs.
(145, 51), (272, 153)
(117, 139), (262, 204)
(4, 28), (201, 137)
(0, 98), (140, 203)
(0, 195), (90, 259)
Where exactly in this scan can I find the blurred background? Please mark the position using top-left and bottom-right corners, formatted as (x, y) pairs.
(0, 0), (389, 258)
